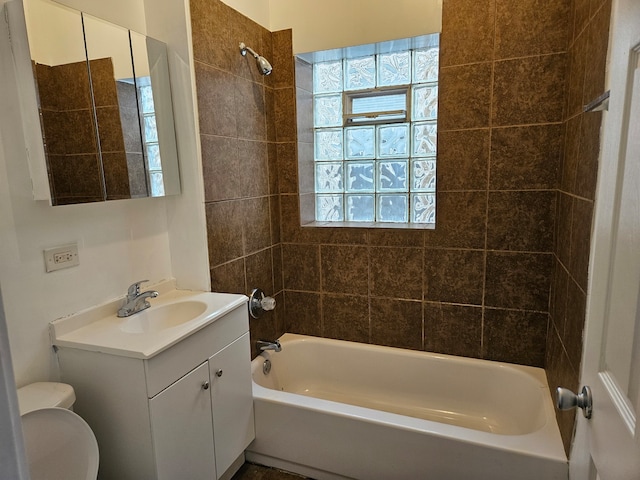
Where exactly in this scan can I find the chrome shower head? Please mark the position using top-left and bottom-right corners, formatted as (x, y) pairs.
(239, 42), (273, 76)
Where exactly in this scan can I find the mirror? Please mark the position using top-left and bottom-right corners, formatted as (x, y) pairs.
(129, 31), (180, 197)
(22, 0), (180, 205)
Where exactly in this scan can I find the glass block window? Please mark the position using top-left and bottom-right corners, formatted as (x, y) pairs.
(312, 34), (439, 225)
(138, 78), (164, 196)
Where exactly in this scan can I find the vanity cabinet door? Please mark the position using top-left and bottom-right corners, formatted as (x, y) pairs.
(209, 332), (255, 479)
(149, 361), (216, 480)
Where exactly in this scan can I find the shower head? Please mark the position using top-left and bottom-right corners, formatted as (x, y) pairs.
(239, 42), (273, 76)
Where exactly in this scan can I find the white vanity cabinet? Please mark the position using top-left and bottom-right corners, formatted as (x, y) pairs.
(55, 300), (255, 480)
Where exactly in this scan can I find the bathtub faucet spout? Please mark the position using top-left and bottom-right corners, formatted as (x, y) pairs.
(257, 340), (282, 352)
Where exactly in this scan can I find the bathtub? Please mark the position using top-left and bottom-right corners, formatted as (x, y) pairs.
(246, 334), (568, 480)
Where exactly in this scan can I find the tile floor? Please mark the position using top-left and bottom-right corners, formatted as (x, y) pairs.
(231, 462), (308, 480)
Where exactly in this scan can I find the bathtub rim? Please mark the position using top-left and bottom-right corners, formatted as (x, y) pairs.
(251, 333), (568, 464)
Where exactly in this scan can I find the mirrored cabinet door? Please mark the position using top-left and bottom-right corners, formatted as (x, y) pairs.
(83, 12), (143, 201)
(130, 32), (180, 197)
(25, 0), (105, 204)
(21, 0), (180, 205)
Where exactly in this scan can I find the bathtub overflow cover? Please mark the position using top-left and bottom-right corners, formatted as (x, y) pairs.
(263, 359), (272, 375)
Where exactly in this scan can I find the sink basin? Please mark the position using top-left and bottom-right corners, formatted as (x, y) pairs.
(119, 301), (208, 334)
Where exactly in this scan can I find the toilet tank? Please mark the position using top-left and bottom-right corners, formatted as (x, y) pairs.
(17, 382), (76, 415)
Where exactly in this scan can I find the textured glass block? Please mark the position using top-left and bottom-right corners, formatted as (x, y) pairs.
(314, 60), (343, 93)
(413, 47), (439, 84)
(150, 172), (165, 197)
(139, 85), (155, 113)
(377, 51), (411, 86)
(143, 114), (158, 143)
(412, 122), (437, 157)
(315, 129), (343, 160)
(344, 56), (376, 90)
(412, 193), (436, 223)
(378, 194), (408, 223)
(378, 123), (409, 157)
(345, 126), (375, 159)
(316, 194), (344, 221)
(412, 85), (438, 121)
(377, 160), (408, 192)
(146, 144), (161, 170)
(346, 161), (374, 192)
(346, 195), (375, 222)
(314, 94), (342, 127)
(412, 159), (436, 192)
(315, 162), (343, 192)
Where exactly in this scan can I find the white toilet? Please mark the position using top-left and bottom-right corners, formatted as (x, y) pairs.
(17, 382), (99, 480)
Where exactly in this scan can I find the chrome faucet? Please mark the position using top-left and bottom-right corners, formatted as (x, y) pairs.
(257, 340), (282, 352)
(117, 280), (158, 317)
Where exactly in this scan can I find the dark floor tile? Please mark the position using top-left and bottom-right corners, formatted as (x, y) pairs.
(231, 462), (307, 479)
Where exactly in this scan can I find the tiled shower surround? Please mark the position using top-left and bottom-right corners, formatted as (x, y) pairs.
(192, 0), (611, 452)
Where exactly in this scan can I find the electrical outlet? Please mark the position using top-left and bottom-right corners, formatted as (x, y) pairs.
(44, 244), (79, 272)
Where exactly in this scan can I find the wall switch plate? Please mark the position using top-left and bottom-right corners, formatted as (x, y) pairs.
(44, 244), (79, 272)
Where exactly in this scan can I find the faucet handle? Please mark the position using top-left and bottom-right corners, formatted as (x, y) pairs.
(127, 280), (149, 297)
(249, 288), (276, 319)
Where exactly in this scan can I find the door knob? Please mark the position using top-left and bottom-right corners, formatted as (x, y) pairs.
(215, 369), (223, 377)
(202, 381), (210, 390)
(556, 386), (592, 419)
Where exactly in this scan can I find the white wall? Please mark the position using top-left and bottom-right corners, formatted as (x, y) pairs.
(221, 0), (441, 54)
(270, 0), (442, 54)
(56, 0), (147, 33)
(221, 0), (270, 29)
(144, 0), (210, 294)
(0, 0), (208, 387)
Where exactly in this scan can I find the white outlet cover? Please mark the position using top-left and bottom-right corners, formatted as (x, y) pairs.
(44, 244), (79, 272)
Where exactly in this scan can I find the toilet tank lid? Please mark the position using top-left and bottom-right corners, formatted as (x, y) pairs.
(17, 382), (76, 415)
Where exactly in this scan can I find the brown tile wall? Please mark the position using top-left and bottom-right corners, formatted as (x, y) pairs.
(283, 0), (569, 370)
(547, 0), (612, 453)
(190, 0), (286, 356)
(190, 0), (611, 454)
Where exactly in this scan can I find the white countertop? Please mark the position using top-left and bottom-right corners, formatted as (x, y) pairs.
(50, 282), (248, 359)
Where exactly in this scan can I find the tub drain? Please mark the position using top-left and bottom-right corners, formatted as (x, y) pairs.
(263, 359), (272, 375)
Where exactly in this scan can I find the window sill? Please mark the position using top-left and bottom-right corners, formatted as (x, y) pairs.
(302, 221), (435, 230)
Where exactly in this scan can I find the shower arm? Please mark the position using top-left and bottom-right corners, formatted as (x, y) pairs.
(239, 42), (259, 59)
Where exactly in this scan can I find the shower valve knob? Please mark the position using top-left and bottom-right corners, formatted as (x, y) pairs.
(249, 288), (276, 318)
(261, 296), (276, 311)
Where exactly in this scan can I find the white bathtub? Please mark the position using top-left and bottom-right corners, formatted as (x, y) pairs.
(246, 333), (568, 480)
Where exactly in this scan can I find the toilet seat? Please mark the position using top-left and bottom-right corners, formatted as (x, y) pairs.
(21, 407), (99, 480)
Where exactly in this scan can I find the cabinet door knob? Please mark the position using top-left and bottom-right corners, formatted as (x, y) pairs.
(215, 369), (223, 377)
(202, 381), (210, 390)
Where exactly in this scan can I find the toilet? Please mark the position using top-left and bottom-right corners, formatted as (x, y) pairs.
(17, 382), (99, 480)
